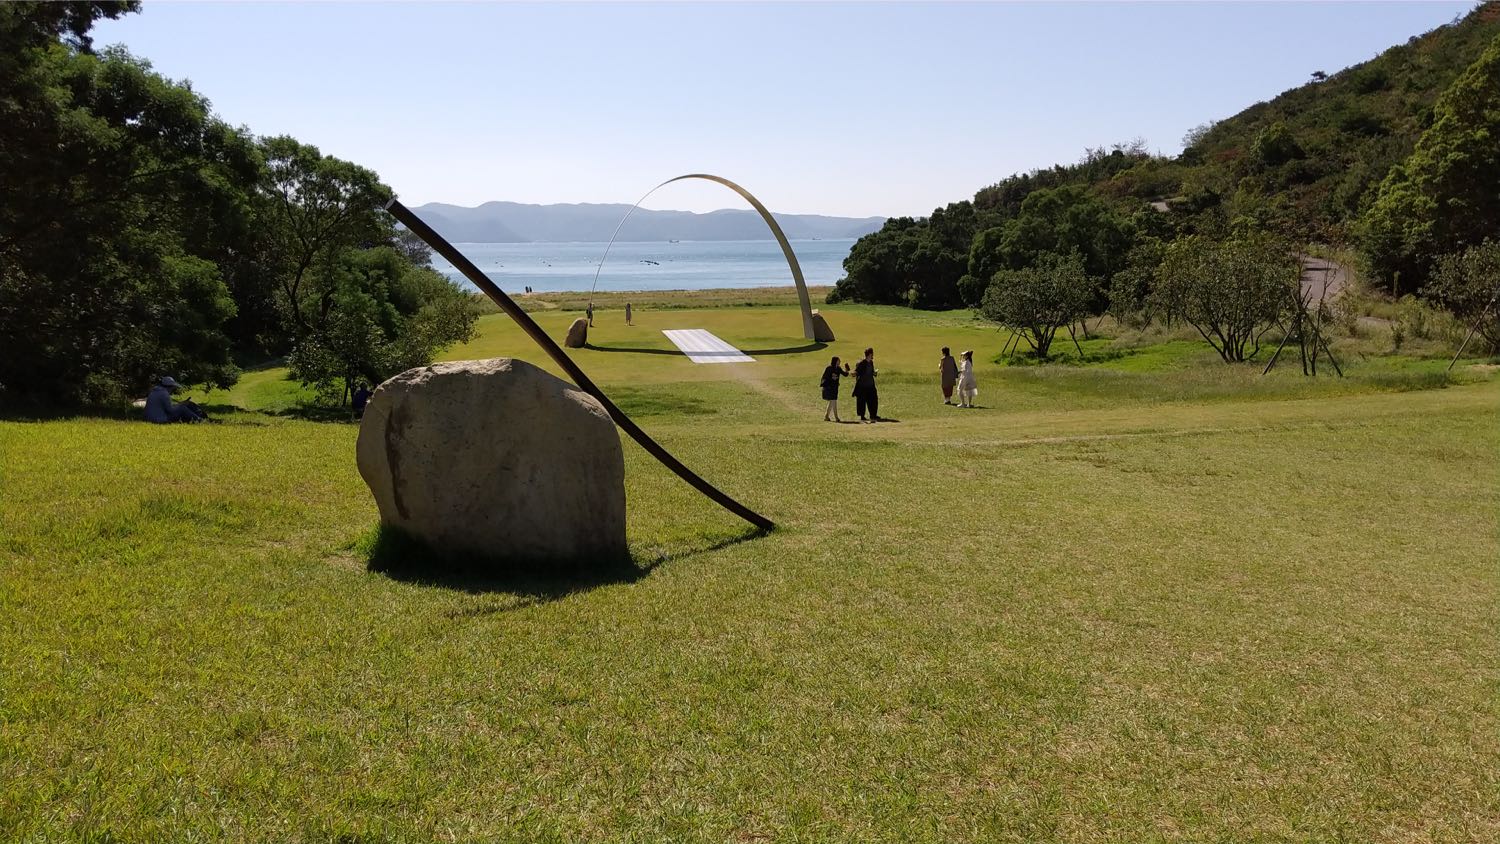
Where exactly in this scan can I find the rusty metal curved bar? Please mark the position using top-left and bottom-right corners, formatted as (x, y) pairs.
(589, 174), (817, 341)
(384, 198), (774, 532)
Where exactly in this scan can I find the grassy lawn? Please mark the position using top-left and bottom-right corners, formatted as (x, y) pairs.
(3, 301), (1498, 841)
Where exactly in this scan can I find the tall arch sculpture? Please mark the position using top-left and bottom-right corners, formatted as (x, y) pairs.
(591, 174), (822, 341)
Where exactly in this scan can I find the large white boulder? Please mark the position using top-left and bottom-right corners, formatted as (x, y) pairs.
(356, 358), (627, 566)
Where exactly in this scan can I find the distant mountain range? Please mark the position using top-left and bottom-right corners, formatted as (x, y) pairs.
(407, 201), (887, 243)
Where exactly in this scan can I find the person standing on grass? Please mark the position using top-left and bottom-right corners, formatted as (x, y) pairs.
(586, 301), (594, 327)
(820, 355), (850, 422)
(939, 347), (959, 405)
(852, 347), (881, 422)
(625, 302), (633, 325)
(352, 382), (372, 420)
(957, 349), (978, 408)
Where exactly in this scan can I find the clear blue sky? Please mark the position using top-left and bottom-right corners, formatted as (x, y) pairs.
(93, 2), (1473, 218)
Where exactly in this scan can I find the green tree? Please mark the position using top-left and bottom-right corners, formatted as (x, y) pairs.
(1151, 235), (1297, 362)
(0, 3), (260, 404)
(999, 185), (1135, 280)
(978, 252), (1093, 359)
(1108, 238), (1166, 326)
(1425, 240), (1500, 352)
(1362, 35), (1500, 291)
(829, 217), (920, 304)
(286, 248), (478, 402)
(1250, 121), (1306, 168)
(256, 136), (394, 338)
(831, 202), (986, 309)
(963, 226), (1009, 306)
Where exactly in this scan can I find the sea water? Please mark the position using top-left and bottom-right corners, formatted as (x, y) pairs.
(430, 239), (856, 294)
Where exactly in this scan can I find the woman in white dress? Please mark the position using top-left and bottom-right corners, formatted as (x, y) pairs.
(958, 350), (978, 408)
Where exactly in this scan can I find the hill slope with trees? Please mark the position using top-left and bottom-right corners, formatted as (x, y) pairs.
(833, 3), (1500, 319)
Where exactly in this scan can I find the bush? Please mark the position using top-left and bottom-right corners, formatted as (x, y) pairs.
(1424, 241), (1500, 352)
(977, 252), (1093, 359)
(1151, 234), (1298, 362)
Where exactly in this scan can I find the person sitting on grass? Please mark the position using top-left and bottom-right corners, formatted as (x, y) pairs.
(143, 376), (205, 424)
(820, 355), (850, 422)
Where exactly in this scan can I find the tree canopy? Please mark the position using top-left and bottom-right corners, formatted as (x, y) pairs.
(1362, 33), (1500, 292)
(0, 2), (258, 403)
(978, 252), (1094, 360)
(1151, 235), (1298, 363)
(0, 3), (478, 407)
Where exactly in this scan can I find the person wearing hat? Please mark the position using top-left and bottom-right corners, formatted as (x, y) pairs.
(957, 350), (978, 408)
(143, 376), (205, 424)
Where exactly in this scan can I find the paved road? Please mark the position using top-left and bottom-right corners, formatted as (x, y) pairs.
(1299, 255), (1349, 302)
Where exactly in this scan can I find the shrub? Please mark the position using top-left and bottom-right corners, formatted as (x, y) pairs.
(978, 252), (1094, 359)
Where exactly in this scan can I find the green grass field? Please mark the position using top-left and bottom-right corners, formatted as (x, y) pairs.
(3, 301), (1498, 842)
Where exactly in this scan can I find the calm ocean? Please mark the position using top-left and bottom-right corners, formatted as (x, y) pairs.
(430, 239), (855, 294)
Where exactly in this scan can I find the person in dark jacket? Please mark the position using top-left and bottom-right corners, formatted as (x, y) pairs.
(939, 347), (959, 405)
(820, 355), (850, 422)
(852, 347), (881, 422)
(352, 382), (372, 419)
(143, 376), (204, 423)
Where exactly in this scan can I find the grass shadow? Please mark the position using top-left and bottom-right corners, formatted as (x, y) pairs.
(260, 404), (359, 424)
(0, 401), (139, 423)
(360, 523), (768, 609)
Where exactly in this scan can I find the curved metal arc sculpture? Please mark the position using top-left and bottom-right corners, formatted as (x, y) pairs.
(384, 198), (774, 532)
(589, 174), (818, 341)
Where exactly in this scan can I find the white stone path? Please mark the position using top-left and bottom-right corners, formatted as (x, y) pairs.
(661, 329), (755, 364)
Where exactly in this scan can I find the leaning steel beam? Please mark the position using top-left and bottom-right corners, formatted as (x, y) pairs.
(384, 198), (775, 532)
(588, 174), (818, 341)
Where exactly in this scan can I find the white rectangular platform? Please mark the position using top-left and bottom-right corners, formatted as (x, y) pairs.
(661, 329), (755, 364)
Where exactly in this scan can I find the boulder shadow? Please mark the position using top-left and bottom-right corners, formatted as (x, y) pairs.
(362, 523), (768, 609)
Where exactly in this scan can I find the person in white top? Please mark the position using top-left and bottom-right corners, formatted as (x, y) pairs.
(957, 350), (978, 408)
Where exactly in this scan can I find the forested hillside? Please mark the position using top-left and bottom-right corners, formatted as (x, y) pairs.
(833, 3), (1500, 312)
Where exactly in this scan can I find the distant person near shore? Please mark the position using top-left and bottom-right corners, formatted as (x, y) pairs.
(143, 376), (205, 424)
(625, 302), (633, 325)
(939, 347), (958, 405)
(958, 350), (978, 408)
(586, 302), (594, 326)
(820, 355), (850, 422)
(852, 347), (881, 422)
